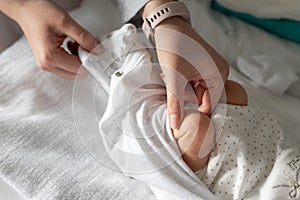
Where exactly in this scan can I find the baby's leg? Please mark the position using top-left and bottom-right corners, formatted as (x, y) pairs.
(173, 80), (246, 172)
(220, 80), (248, 106)
(173, 109), (215, 171)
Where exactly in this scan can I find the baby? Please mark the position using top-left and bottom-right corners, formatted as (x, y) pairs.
(79, 24), (300, 200)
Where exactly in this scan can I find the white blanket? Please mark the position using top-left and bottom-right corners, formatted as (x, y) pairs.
(0, 35), (155, 200)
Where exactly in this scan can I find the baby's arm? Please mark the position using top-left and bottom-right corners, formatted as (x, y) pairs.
(173, 80), (247, 172)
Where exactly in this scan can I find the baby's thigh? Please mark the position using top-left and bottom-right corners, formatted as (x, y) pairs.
(174, 109), (215, 171)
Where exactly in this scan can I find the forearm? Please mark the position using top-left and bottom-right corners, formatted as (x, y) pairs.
(115, 0), (176, 24)
(141, 0), (175, 18)
(0, 0), (27, 20)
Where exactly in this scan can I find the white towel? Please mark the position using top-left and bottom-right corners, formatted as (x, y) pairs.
(0, 36), (155, 200)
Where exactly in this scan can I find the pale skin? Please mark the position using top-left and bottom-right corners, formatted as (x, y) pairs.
(175, 80), (248, 172)
(0, 0), (229, 132)
(0, 0), (103, 80)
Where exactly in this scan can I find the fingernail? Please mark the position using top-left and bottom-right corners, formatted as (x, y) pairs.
(170, 114), (180, 129)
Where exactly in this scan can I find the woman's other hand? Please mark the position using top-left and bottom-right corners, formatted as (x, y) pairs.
(0, 0), (102, 80)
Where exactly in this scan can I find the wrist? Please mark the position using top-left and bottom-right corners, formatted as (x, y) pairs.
(0, 0), (27, 21)
(141, 1), (191, 43)
(141, 0), (176, 18)
(156, 16), (189, 29)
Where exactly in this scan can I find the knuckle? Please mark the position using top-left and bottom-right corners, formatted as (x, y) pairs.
(39, 52), (53, 70)
(39, 64), (49, 71)
(168, 96), (179, 104)
(78, 31), (90, 41)
(56, 13), (69, 27)
(168, 98), (180, 111)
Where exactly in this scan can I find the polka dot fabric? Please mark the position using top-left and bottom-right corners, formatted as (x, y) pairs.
(197, 104), (300, 200)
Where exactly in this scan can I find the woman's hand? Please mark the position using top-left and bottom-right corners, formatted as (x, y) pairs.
(0, 0), (102, 80)
(142, 1), (229, 130)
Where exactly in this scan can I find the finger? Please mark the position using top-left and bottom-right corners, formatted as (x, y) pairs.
(61, 17), (103, 54)
(47, 67), (86, 80)
(198, 89), (212, 114)
(167, 88), (183, 130)
(184, 83), (198, 104)
(184, 81), (206, 105)
(193, 82), (205, 105)
(184, 84), (197, 104)
(198, 84), (223, 114)
(54, 47), (88, 76)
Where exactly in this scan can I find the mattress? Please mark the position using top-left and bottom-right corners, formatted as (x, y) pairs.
(0, 0), (299, 199)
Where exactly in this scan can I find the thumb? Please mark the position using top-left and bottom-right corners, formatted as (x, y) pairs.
(198, 89), (212, 114)
(161, 66), (187, 130)
(167, 88), (184, 130)
(62, 17), (103, 54)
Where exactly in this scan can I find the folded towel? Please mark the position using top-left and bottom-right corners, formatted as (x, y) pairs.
(236, 55), (299, 96)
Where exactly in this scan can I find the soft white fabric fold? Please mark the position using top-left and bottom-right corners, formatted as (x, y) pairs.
(0, 34), (155, 200)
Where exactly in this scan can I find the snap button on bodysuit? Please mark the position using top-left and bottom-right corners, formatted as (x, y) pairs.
(115, 71), (123, 77)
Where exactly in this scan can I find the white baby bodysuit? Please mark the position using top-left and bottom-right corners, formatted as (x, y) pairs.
(201, 104), (300, 200)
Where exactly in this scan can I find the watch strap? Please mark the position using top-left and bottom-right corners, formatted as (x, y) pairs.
(142, 1), (191, 43)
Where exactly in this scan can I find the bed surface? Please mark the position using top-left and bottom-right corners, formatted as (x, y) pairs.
(0, 0), (299, 199)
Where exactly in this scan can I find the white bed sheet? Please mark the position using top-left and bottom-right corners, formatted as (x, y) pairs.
(1, 0), (300, 199)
